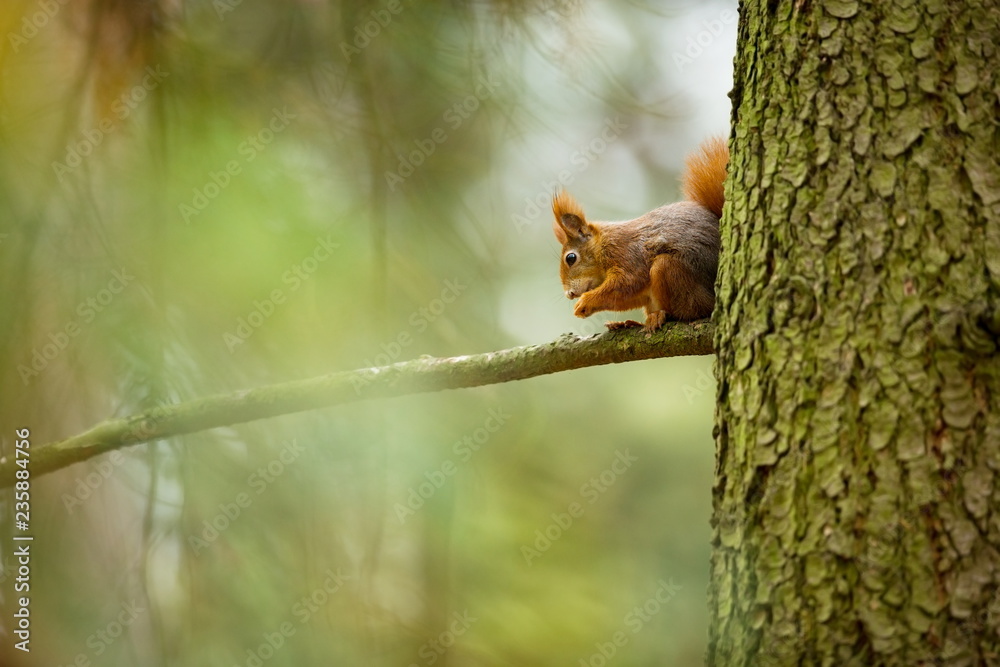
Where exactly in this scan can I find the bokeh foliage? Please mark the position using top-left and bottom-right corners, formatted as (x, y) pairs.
(0, 0), (732, 664)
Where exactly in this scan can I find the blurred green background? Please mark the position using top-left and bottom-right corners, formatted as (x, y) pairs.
(0, 0), (734, 664)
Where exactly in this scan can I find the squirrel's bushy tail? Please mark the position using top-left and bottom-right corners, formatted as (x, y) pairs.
(681, 136), (728, 219)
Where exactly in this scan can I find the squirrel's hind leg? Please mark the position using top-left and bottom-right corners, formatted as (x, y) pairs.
(642, 309), (669, 333)
(648, 254), (714, 323)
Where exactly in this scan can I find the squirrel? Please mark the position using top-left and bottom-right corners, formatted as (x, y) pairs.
(551, 136), (728, 333)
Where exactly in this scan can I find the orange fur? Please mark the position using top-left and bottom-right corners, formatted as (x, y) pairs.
(551, 137), (724, 331)
(552, 190), (586, 224)
(681, 136), (728, 219)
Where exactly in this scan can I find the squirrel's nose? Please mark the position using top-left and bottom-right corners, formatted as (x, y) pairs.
(565, 290), (577, 299)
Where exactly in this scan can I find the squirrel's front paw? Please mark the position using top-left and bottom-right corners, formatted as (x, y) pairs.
(574, 299), (594, 318)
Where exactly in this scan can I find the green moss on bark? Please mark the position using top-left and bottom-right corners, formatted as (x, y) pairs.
(710, 1), (1000, 665)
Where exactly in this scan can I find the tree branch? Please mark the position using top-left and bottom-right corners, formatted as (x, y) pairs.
(5, 321), (714, 486)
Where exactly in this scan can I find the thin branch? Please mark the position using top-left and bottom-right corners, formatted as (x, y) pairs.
(5, 321), (714, 486)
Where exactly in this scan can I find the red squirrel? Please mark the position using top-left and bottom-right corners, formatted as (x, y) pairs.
(551, 137), (728, 332)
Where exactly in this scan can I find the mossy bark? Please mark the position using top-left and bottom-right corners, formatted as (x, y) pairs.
(709, 1), (1000, 665)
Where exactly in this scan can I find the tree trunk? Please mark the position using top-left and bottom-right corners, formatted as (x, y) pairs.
(709, 2), (1000, 665)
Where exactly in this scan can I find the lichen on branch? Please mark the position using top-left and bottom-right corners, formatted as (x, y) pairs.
(4, 321), (713, 486)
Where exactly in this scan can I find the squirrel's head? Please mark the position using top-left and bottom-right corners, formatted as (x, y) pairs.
(552, 190), (605, 299)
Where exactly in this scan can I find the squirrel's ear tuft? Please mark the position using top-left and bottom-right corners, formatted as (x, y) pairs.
(552, 190), (588, 243)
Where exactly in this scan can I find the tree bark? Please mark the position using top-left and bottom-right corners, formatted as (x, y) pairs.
(710, 2), (1000, 665)
(5, 321), (712, 486)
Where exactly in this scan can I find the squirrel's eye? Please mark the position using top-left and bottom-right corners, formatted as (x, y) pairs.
(565, 252), (577, 267)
